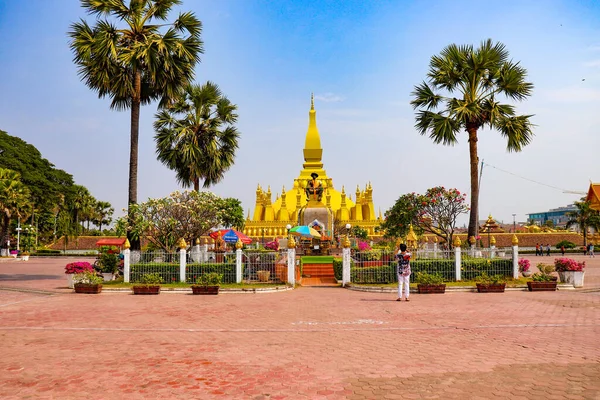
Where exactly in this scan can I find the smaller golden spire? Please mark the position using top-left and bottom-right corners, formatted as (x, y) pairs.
(311, 92), (314, 110)
(453, 236), (462, 247)
(512, 234), (519, 246)
(235, 239), (244, 249)
(124, 238), (131, 249)
(469, 236), (476, 245)
(195, 238), (200, 245)
(178, 238), (187, 250)
(343, 235), (351, 248)
(287, 234), (296, 248)
(490, 236), (496, 245)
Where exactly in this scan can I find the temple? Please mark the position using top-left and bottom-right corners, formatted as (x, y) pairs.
(242, 95), (383, 241)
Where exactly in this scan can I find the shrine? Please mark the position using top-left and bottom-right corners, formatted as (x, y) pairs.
(242, 95), (383, 245)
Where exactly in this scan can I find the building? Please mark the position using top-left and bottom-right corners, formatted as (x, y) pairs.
(243, 95), (382, 241)
(527, 204), (576, 227)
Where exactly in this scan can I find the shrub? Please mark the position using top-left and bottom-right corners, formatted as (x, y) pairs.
(554, 257), (585, 272)
(531, 272), (554, 282)
(414, 272), (444, 285)
(536, 263), (555, 275)
(96, 247), (120, 273)
(195, 272), (223, 286)
(65, 261), (94, 274)
(555, 240), (576, 249)
(73, 271), (103, 285)
(475, 272), (506, 285)
(139, 273), (163, 285)
(130, 262), (237, 284)
(35, 249), (61, 255)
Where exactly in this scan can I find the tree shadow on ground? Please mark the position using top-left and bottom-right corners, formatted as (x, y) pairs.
(0, 274), (61, 281)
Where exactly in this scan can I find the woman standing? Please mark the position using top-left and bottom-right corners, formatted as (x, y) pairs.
(396, 243), (412, 302)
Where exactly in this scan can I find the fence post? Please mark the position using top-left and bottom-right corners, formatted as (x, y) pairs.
(287, 236), (296, 285)
(512, 235), (519, 279)
(123, 239), (131, 283)
(235, 240), (243, 284)
(433, 239), (438, 259)
(454, 236), (462, 281)
(342, 235), (351, 286)
(178, 239), (187, 283)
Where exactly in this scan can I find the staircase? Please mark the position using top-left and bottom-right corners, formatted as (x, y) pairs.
(300, 256), (338, 286)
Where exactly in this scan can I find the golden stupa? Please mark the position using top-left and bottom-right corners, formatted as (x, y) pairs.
(242, 95), (383, 240)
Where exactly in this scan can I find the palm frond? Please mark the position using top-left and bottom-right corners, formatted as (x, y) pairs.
(410, 82), (443, 111)
(495, 114), (535, 152)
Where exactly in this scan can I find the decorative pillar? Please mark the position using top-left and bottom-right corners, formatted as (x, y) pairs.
(287, 235), (296, 285)
(201, 239), (209, 262)
(178, 238), (187, 283)
(512, 234), (519, 279)
(454, 236), (462, 281)
(123, 239), (131, 283)
(469, 235), (476, 257)
(191, 238), (201, 263)
(342, 235), (351, 286)
(433, 236), (438, 259)
(235, 239), (243, 284)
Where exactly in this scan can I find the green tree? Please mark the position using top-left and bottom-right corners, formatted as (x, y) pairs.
(0, 168), (30, 250)
(411, 39), (534, 239)
(69, 0), (203, 249)
(93, 201), (114, 232)
(566, 199), (600, 247)
(154, 81), (240, 190)
(219, 198), (244, 230)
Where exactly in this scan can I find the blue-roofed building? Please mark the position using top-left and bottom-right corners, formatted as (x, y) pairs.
(527, 204), (577, 227)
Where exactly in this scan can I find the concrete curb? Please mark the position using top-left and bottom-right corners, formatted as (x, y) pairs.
(101, 285), (294, 294)
(346, 284), (576, 293)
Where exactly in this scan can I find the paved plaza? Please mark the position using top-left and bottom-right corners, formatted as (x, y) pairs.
(0, 255), (599, 399)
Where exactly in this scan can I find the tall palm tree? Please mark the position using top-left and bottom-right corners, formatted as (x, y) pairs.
(71, 185), (91, 236)
(69, 0), (203, 248)
(93, 201), (114, 232)
(411, 39), (534, 238)
(0, 168), (30, 250)
(154, 81), (240, 190)
(566, 200), (600, 247)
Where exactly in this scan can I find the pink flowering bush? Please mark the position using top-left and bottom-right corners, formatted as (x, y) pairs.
(358, 241), (372, 251)
(518, 258), (530, 272)
(554, 258), (585, 272)
(65, 261), (94, 274)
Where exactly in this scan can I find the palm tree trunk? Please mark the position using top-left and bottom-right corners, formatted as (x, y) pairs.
(128, 70), (142, 250)
(0, 214), (9, 250)
(194, 177), (200, 191)
(467, 126), (479, 239)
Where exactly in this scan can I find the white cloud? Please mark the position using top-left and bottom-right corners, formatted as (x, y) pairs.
(314, 92), (345, 103)
(583, 60), (600, 68)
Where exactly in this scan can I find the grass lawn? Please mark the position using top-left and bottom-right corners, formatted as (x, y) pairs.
(101, 280), (289, 289)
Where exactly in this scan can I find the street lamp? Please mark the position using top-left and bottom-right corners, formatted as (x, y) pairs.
(345, 223), (352, 247)
(286, 224), (291, 235)
(16, 217), (21, 251)
(512, 214), (516, 233)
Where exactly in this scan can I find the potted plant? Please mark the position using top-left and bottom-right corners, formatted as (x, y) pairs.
(65, 261), (94, 288)
(475, 273), (506, 293)
(132, 273), (163, 295)
(415, 272), (446, 294)
(554, 257), (585, 288)
(518, 258), (532, 277)
(21, 251), (30, 261)
(527, 263), (557, 291)
(73, 271), (103, 294)
(95, 247), (120, 281)
(257, 270), (271, 282)
(191, 272), (223, 295)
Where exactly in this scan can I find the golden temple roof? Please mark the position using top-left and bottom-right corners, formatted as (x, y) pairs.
(587, 183), (600, 211)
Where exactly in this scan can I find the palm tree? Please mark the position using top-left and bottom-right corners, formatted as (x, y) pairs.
(154, 81), (240, 190)
(93, 201), (114, 232)
(0, 168), (30, 251)
(566, 200), (600, 247)
(71, 185), (91, 236)
(411, 39), (534, 239)
(69, 0), (203, 248)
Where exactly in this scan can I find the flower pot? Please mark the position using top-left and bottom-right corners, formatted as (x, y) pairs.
(257, 270), (271, 282)
(66, 273), (75, 289)
(191, 285), (219, 295)
(21, 255), (29, 261)
(527, 281), (557, 291)
(74, 283), (102, 294)
(558, 271), (585, 288)
(522, 271), (533, 277)
(101, 273), (114, 282)
(132, 285), (161, 295)
(417, 284), (446, 294)
(476, 283), (506, 293)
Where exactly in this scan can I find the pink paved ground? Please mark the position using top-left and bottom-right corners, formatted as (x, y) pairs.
(0, 255), (599, 399)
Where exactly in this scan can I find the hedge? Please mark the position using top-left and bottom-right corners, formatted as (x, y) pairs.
(130, 263), (236, 283)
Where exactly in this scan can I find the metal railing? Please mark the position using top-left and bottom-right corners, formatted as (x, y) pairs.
(242, 251), (286, 283)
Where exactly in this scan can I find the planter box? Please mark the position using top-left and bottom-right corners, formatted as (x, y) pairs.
(74, 283), (102, 294)
(558, 271), (585, 288)
(191, 285), (219, 295)
(257, 270), (271, 282)
(101, 273), (114, 282)
(527, 281), (557, 291)
(132, 285), (161, 295)
(417, 284), (446, 294)
(476, 283), (506, 293)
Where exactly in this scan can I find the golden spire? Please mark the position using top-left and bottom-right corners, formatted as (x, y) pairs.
(303, 93), (323, 167)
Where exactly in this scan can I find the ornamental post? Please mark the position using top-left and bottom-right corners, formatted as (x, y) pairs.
(123, 239), (131, 283)
(342, 235), (351, 286)
(235, 239), (243, 284)
(178, 238), (187, 283)
(287, 235), (296, 285)
(512, 235), (519, 279)
(454, 236), (462, 281)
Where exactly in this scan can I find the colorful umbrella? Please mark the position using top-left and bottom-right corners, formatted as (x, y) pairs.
(289, 225), (321, 238)
(209, 229), (252, 244)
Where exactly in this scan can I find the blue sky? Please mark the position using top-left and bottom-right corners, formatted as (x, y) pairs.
(0, 0), (599, 227)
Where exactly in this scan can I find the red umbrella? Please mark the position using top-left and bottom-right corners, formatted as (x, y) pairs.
(209, 229), (252, 244)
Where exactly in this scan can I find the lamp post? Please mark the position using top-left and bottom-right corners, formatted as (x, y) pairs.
(512, 214), (516, 233)
(345, 223), (352, 248)
(261, 228), (265, 247)
(286, 224), (291, 236)
(16, 217), (21, 251)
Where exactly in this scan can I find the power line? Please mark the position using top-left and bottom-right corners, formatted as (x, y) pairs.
(483, 162), (585, 195)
